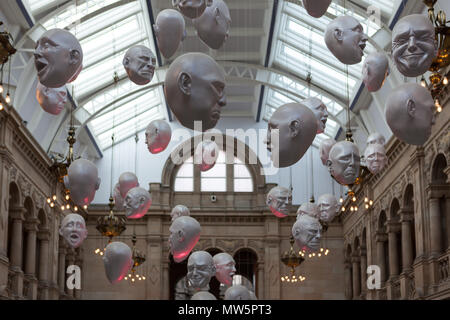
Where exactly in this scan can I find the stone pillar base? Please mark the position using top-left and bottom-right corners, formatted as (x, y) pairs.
(10, 267), (24, 299)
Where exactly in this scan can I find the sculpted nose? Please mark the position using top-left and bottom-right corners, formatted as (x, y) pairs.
(218, 94), (226, 107)
(408, 36), (417, 52)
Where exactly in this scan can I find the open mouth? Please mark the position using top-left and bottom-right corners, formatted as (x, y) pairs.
(359, 43), (366, 52)
(70, 234), (79, 242)
(321, 118), (327, 126)
(35, 59), (48, 76)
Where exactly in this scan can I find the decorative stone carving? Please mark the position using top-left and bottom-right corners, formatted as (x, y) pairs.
(9, 167), (18, 182)
(17, 174), (32, 198)
(216, 239), (244, 254)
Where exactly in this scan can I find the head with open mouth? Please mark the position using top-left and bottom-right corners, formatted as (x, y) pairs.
(34, 28), (83, 88)
(325, 15), (368, 65)
(187, 250), (216, 290)
(302, 97), (328, 134)
(36, 82), (67, 115)
(213, 252), (236, 285)
(327, 140), (360, 185)
(165, 52), (226, 131)
(292, 214), (323, 253)
(392, 14), (437, 77)
(59, 213), (87, 249)
(123, 45), (156, 85)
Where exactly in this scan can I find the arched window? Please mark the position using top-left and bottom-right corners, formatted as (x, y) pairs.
(173, 151), (254, 193)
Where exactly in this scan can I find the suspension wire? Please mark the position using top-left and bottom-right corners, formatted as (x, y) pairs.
(307, 25), (313, 97)
(310, 148), (314, 201)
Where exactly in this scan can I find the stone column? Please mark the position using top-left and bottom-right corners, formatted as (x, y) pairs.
(24, 218), (39, 300)
(429, 197), (442, 255)
(387, 222), (400, 278)
(360, 248), (367, 299)
(344, 260), (352, 300)
(352, 255), (361, 299)
(37, 229), (50, 300)
(9, 207), (25, 298)
(58, 242), (66, 297)
(257, 263), (264, 300)
(400, 210), (414, 271)
(65, 249), (75, 299)
(376, 233), (387, 283)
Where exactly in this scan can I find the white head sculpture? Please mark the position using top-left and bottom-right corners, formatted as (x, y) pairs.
(191, 291), (217, 300)
(194, 140), (219, 171)
(385, 83), (435, 145)
(173, 0), (213, 19)
(302, 0), (331, 18)
(165, 52), (226, 131)
(154, 9), (186, 59)
(145, 119), (172, 154)
(123, 45), (156, 85)
(34, 28), (83, 88)
(124, 187), (151, 219)
(118, 172), (139, 199)
(302, 97), (328, 134)
(317, 194), (339, 222)
(193, 0), (231, 50)
(64, 159), (101, 207)
(319, 138), (336, 166)
(187, 251), (216, 290)
(171, 204), (190, 222)
(169, 216), (201, 263)
(265, 103), (317, 168)
(296, 202), (320, 219)
(113, 183), (125, 210)
(59, 213), (87, 248)
(324, 16), (368, 65)
(364, 143), (387, 174)
(266, 186), (291, 218)
(213, 253), (236, 286)
(103, 241), (133, 284)
(292, 214), (323, 252)
(362, 52), (390, 92)
(224, 284), (251, 300)
(36, 82), (67, 115)
(367, 132), (385, 146)
(327, 140), (360, 185)
(392, 14), (437, 77)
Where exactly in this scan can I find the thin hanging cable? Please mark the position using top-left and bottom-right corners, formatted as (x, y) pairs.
(307, 26), (313, 97)
(345, 63), (350, 134)
(288, 166), (292, 204)
(310, 148), (314, 201)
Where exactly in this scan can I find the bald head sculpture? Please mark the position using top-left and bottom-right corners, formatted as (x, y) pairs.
(34, 28), (83, 88)
(165, 52), (226, 131)
(123, 45), (156, 85)
(173, 0), (213, 19)
(327, 141), (360, 185)
(64, 159), (100, 206)
(191, 291), (217, 300)
(145, 119), (172, 154)
(187, 251), (216, 290)
(385, 83), (435, 145)
(266, 186), (291, 218)
(392, 14), (437, 77)
(171, 204), (190, 222)
(302, 97), (328, 134)
(213, 253), (236, 285)
(224, 284), (251, 300)
(296, 202), (320, 219)
(124, 187), (151, 219)
(302, 0), (331, 18)
(169, 216), (201, 263)
(367, 132), (385, 146)
(265, 103), (317, 168)
(362, 52), (390, 92)
(325, 16), (368, 65)
(292, 214), (322, 252)
(193, 0), (231, 50)
(36, 82), (67, 115)
(59, 213), (87, 248)
(319, 138), (336, 166)
(364, 143), (387, 174)
(103, 241), (133, 284)
(154, 9), (186, 59)
(194, 140), (219, 171)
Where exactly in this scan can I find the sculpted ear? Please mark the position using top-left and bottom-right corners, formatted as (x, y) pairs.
(326, 159), (333, 172)
(289, 120), (300, 138)
(178, 72), (192, 96)
(406, 99), (415, 118)
(69, 49), (81, 65)
(177, 229), (184, 242)
(214, 7), (220, 23)
(95, 177), (101, 190)
(334, 28), (344, 42)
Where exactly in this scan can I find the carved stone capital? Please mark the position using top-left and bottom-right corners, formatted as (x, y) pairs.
(9, 206), (26, 221)
(37, 229), (50, 241)
(386, 221), (401, 233)
(375, 232), (388, 243)
(399, 209), (414, 222)
(24, 218), (40, 232)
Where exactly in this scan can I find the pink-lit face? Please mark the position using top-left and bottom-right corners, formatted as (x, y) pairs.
(59, 214), (87, 249)
(36, 82), (67, 115)
(213, 253), (236, 285)
(169, 216), (201, 263)
(65, 159), (100, 206)
(267, 186), (291, 218)
(124, 187), (151, 219)
(145, 120), (172, 154)
(194, 140), (219, 172)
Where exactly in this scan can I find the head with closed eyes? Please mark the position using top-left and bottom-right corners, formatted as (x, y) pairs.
(123, 45), (156, 85)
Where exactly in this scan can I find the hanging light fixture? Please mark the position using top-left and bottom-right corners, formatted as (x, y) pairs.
(124, 234), (146, 283)
(281, 236), (306, 283)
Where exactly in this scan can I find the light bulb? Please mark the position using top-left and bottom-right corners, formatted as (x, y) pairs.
(341, 207), (345, 212)
(142, 276), (146, 280)
(350, 207), (354, 212)
(124, 277), (127, 280)
(53, 195), (57, 201)
(339, 198), (343, 203)
(0, 102), (3, 111)
(355, 206), (358, 211)
(47, 198), (51, 203)
(320, 248), (324, 252)
(444, 76), (448, 85)
(420, 77), (427, 87)
(352, 196), (356, 202)
(364, 197), (368, 202)
(66, 204), (70, 209)
(437, 106), (442, 113)
(65, 195), (70, 200)
(5, 93), (10, 104)
(61, 205), (65, 211)
(83, 205), (87, 210)
(365, 204), (369, 209)
(0, 84), (3, 93)
(50, 202), (54, 208)
(318, 253), (321, 257)
(369, 200), (373, 205)
(100, 252), (103, 256)
(74, 206), (78, 212)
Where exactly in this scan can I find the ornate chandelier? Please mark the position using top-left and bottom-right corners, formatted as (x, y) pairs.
(95, 196), (127, 240)
(124, 235), (146, 283)
(281, 236), (306, 283)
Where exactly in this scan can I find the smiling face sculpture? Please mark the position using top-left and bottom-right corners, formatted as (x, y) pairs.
(169, 216), (201, 263)
(385, 83), (435, 145)
(123, 187), (151, 219)
(193, 0), (231, 50)
(364, 143), (387, 174)
(327, 141), (360, 185)
(145, 120), (172, 154)
(36, 82), (67, 115)
(292, 214), (323, 253)
(265, 103), (317, 168)
(392, 14), (437, 77)
(187, 251), (216, 291)
(173, 0), (213, 19)
(59, 213), (87, 249)
(325, 16), (368, 65)
(165, 52), (226, 131)
(123, 45), (156, 85)
(213, 253), (236, 286)
(302, 97), (329, 134)
(154, 9), (186, 59)
(194, 140), (219, 171)
(34, 28), (83, 88)
(103, 241), (133, 284)
(64, 159), (101, 207)
(266, 186), (291, 218)
(362, 52), (390, 92)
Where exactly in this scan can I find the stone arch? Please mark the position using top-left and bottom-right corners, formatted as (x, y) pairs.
(431, 153), (447, 184)
(353, 237), (360, 254)
(37, 209), (48, 231)
(9, 182), (21, 208)
(232, 248), (258, 292)
(23, 197), (35, 220)
(403, 184), (414, 211)
(378, 210), (387, 232)
(389, 198), (400, 221)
